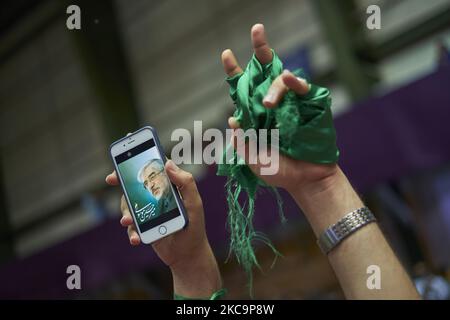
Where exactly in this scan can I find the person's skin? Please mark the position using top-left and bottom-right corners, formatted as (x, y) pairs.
(106, 160), (222, 298)
(107, 23), (420, 299)
(222, 24), (420, 299)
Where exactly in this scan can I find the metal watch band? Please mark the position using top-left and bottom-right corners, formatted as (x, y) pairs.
(317, 207), (376, 254)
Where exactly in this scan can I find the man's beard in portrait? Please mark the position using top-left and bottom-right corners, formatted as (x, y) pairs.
(150, 184), (168, 201)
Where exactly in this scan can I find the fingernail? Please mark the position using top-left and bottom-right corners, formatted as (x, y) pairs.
(166, 159), (179, 171)
(296, 76), (306, 84)
(264, 90), (276, 104)
(297, 77), (310, 92)
(132, 236), (140, 245)
(228, 117), (238, 128)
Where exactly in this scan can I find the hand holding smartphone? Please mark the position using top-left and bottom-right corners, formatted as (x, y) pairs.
(110, 126), (188, 244)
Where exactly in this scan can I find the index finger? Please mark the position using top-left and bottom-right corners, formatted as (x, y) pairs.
(263, 70), (310, 108)
(221, 49), (243, 77)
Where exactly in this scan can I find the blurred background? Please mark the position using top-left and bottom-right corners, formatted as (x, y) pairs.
(0, 0), (450, 299)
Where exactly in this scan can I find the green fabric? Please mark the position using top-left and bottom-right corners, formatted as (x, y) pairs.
(174, 288), (227, 300)
(217, 50), (339, 292)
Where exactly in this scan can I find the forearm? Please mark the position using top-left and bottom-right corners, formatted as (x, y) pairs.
(289, 166), (420, 299)
(170, 241), (223, 299)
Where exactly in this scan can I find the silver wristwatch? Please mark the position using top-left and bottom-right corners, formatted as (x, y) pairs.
(317, 207), (376, 254)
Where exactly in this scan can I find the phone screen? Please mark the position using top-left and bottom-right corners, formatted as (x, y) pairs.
(115, 139), (180, 233)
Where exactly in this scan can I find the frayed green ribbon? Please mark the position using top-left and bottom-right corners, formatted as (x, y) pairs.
(217, 50), (339, 294)
(174, 288), (227, 300)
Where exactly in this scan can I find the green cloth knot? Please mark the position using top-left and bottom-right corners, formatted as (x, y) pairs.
(217, 50), (339, 294)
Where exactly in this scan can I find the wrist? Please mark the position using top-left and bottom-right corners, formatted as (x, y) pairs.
(293, 167), (338, 197)
(170, 241), (222, 298)
(288, 166), (364, 236)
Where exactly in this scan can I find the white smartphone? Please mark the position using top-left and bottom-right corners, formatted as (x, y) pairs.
(110, 126), (188, 244)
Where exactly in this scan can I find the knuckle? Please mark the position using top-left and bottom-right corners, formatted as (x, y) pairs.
(185, 172), (195, 184)
(274, 75), (284, 85)
(186, 196), (203, 211)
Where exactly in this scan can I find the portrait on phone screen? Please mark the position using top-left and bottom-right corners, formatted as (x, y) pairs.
(117, 144), (177, 227)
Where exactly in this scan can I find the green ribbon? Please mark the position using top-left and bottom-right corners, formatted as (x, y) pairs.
(217, 50), (339, 293)
(174, 288), (228, 300)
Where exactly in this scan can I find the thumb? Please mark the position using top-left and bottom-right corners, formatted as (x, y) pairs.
(165, 160), (201, 209)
